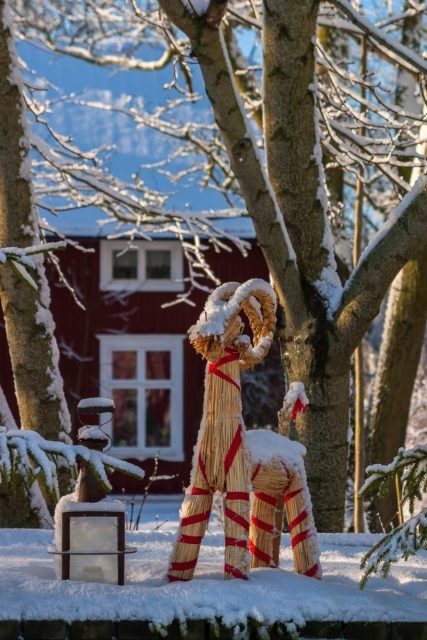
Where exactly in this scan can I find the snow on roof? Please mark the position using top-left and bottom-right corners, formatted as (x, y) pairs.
(45, 214), (256, 240)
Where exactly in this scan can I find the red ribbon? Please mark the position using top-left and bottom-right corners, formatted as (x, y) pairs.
(167, 574), (190, 583)
(304, 563), (319, 577)
(179, 534), (203, 544)
(251, 463), (261, 481)
(248, 539), (274, 565)
(291, 529), (309, 549)
(291, 397), (308, 421)
(284, 487), (303, 502)
(169, 558), (198, 571)
(250, 515), (274, 533)
(226, 492), (249, 501)
(225, 537), (247, 548)
(191, 486), (210, 495)
(225, 506), (249, 531)
(208, 349), (240, 391)
(224, 424), (243, 475)
(288, 510), (308, 531)
(254, 492), (277, 507)
(224, 563), (248, 580)
(181, 510), (211, 528)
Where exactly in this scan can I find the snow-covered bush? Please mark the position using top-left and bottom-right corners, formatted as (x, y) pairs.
(359, 446), (426, 587)
(0, 428), (144, 500)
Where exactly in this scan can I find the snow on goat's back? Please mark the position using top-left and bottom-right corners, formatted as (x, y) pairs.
(245, 429), (306, 470)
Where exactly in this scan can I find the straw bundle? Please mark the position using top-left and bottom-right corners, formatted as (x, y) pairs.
(168, 278), (320, 583)
(246, 426), (321, 576)
(249, 461), (290, 569)
(168, 280), (276, 582)
(283, 474), (321, 578)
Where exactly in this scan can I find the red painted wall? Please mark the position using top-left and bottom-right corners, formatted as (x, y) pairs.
(0, 239), (269, 493)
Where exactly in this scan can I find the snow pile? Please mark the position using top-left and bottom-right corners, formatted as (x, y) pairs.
(0, 521), (425, 626)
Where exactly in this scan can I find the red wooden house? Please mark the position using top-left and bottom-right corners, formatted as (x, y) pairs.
(0, 227), (271, 493)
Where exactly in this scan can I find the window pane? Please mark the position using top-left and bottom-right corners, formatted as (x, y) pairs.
(146, 351), (170, 380)
(145, 250), (171, 280)
(112, 351), (137, 379)
(112, 389), (137, 447)
(145, 389), (171, 447)
(112, 249), (138, 280)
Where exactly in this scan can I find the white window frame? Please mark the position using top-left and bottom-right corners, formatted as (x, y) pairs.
(98, 334), (185, 462)
(100, 240), (184, 292)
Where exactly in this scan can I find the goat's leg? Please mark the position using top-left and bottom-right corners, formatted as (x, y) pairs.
(223, 490), (250, 579)
(223, 425), (250, 580)
(283, 474), (321, 578)
(167, 470), (213, 582)
(249, 491), (279, 568)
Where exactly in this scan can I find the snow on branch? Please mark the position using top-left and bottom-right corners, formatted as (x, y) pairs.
(329, 0), (427, 75)
(335, 176), (427, 352)
(0, 429), (145, 499)
(0, 241), (66, 290)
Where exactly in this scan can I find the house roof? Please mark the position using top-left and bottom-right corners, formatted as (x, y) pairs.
(45, 211), (256, 240)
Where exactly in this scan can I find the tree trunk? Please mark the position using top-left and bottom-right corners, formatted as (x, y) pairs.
(369, 250), (427, 530)
(0, 384), (52, 527)
(277, 317), (350, 532)
(368, 3), (425, 531)
(0, 0), (71, 443)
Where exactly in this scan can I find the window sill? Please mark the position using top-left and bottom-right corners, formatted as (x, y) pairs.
(100, 280), (185, 293)
(109, 448), (185, 463)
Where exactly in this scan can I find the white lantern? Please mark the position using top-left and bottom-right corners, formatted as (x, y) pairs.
(59, 500), (128, 585)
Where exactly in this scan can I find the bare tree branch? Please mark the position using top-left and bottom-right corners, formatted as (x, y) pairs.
(158, 0), (307, 327)
(329, 0), (427, 75)
(335, 175), (427, 355)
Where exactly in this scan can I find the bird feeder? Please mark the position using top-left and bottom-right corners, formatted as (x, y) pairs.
(53, 397), (136, 585)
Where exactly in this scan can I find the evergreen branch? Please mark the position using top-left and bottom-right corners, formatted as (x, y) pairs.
(359, 445), (427, 587)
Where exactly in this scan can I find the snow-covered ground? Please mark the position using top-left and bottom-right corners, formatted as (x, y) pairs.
(0, 496), (425, 628)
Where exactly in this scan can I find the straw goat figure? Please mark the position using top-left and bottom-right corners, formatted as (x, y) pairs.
(168, 279), (321, 582)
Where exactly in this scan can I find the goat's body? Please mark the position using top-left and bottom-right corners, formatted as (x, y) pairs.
(167, 348), (321, 582)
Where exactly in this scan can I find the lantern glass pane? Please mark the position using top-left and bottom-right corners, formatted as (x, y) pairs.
(112, 249), (138, 279)
(145, 389), (171, 446)
(145, 250), (171, 279)
(112, 351), (137, 379)
(146, 351), (170, 380)
(112, 389), (137, 446)
(69, 516), (118, 584)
